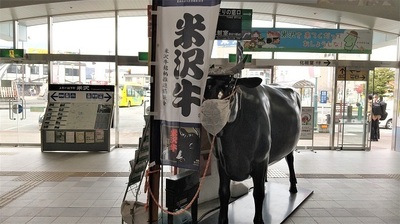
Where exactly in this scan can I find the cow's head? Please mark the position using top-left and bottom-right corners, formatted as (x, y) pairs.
(200, 56), (262, 135)
(201, 75), (262, 136)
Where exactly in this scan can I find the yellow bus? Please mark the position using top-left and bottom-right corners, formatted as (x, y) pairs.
(118, 83), (144, 107)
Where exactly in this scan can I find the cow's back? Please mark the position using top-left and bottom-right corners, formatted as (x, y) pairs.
(261, 84), (301, 164)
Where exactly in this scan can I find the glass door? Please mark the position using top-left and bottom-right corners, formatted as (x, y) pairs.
(334, 67), (370, 150)
(0, 63), (47, 145)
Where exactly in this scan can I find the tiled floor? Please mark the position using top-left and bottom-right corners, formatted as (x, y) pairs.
(0, 146), (399, 224)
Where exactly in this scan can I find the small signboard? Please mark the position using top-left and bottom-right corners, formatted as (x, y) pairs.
(215, 8), (252, 40)
(336, 67), (369, 81)
(228, 53), (252, 63)
(300, 60), (331, 66)
(300, 107), (314, 140)
(320, 90), (328, 104)
(0, 49), (24, 58)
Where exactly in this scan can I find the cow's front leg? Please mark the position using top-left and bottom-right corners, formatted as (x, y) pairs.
(285, 151), (298, 193)
(217, 162), (231, 224)
(252, 162), (267, 224)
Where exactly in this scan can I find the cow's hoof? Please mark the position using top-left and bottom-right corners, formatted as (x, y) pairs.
(253, 218), (264, 224)
(289, 186), (298, 193)
(218, 217), (228, 224)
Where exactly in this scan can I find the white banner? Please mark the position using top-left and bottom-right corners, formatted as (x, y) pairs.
(155, 0), (221, 169)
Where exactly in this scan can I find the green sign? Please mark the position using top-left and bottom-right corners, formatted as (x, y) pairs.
(215, 8), (252, 40)
(138, 52), (148, 61)
(0, 49), (24, 58)
(228, 54), (252, 63)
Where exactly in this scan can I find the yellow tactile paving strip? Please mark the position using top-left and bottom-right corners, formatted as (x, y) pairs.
(13, 171), (73, 182)
(0, 171), (130, 208)
(0, 181), (42, 207)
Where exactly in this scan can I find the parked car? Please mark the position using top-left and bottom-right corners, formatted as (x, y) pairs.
(379, 110), (392, 129)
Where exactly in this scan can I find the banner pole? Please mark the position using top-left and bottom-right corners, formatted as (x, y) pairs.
(149, 1), (160, 223)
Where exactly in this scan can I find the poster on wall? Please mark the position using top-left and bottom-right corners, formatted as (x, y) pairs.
(300, 107), (314, 140)
(155, 0), (221, 170)
(243, 28), (372, 54)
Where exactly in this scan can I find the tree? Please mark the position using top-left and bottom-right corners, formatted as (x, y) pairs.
(368, 68), (395, 96)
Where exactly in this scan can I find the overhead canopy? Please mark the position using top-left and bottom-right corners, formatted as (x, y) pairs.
(292, 79), (314, 89)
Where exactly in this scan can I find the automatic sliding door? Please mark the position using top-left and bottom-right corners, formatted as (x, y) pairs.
(0, 63), (47, 145)
(334, 67), (369, 150)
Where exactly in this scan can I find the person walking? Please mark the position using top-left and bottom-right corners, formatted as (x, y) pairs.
(368, 94), (382, 141)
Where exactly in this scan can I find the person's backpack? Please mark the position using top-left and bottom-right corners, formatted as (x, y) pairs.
(379, 101), (387, 120)
(372, 102), (383, 115)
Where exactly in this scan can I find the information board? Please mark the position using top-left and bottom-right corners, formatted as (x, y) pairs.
(41, 84), (114, 152)
(215, 8), (252, 40)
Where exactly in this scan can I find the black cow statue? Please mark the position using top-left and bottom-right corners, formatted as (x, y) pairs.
(201, 62), (301, 224)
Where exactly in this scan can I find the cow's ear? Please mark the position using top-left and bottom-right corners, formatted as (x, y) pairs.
(237, 77), (262, 88)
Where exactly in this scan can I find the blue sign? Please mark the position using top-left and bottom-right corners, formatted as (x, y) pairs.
(320, 90), (328, 103)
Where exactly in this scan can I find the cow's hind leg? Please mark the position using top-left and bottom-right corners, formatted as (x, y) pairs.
(251, 162), (267, 224)
(217, 162), (231, 224)
(285, 151), (298, 193)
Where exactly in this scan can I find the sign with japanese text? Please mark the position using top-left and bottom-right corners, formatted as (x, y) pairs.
(41, 84), (114, 152)
(336, 67), (369, 81)
(300, 107), (314, 140)
(48, 84), (114, 103)
(155, 0), (221, 170)
(215, 8), (252, 40)
(243, 28), (372, 54)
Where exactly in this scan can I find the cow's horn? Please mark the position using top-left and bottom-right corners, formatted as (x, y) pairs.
(209, 55), (248, 76)
(227, 55), (248, 75)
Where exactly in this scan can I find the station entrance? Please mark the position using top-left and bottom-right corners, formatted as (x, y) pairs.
(0, 62), (47, 145)
(334, 67), (370, 150)
(242, 62), (395, 151)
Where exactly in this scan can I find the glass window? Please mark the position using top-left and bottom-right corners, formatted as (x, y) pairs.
(52, 14), (115, 55)
(50, 61), (116, 85)
(20, 18), (48, 53)
(0, 21), (14, 48)
(118, 16), (149, 56)
(118, 65), (149, 86)
(6, 65), (21, 73)
(30, 65), (40, 75)
(370, 31), (398, 61)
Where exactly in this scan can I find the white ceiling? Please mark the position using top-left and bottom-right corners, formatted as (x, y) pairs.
(0, 0), (399, 35)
